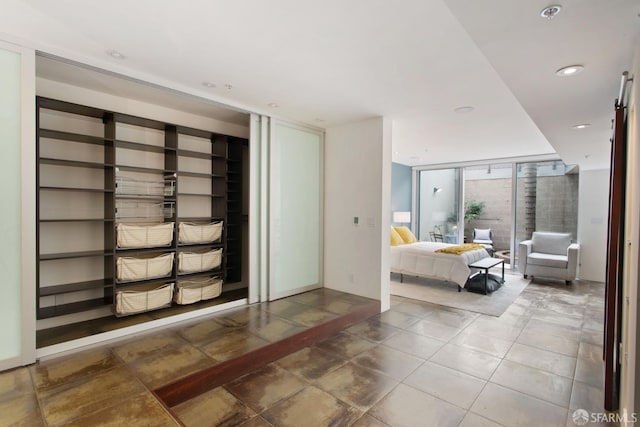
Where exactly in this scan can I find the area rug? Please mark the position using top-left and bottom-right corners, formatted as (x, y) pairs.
(390, 271), (530, 317)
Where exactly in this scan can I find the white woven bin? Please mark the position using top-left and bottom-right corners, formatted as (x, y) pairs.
(117, 253), (174, 282)
(115, 283), (174, 315)
(174, 277), (222, 305)
(117, 222), (174, 248)
(178, 248), (222, 274)
(178, 221), (223, 244)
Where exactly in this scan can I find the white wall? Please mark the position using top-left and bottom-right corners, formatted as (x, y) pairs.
(324, 117), (391, 311)
(577, 169), (610, 281)
(0, 40), (36, 371)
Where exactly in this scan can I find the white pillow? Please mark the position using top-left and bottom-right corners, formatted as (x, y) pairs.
(474, 229), (491, 241)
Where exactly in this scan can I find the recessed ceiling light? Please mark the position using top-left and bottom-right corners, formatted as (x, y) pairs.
(394, 151), (399, 155)
(268, 103), (279, 108)
(572, 123), (591, 129)
(106, 49), (125, 59)
(556, 65), (584, 76)
(454, 106), (474, 113)
(202, 82), (216, 88)
(540, 5), (562, 20)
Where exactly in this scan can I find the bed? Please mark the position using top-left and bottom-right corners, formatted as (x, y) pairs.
(390, 241), (490, 289)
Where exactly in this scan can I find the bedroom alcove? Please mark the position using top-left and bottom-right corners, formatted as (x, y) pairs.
(35, 55), (252, 350)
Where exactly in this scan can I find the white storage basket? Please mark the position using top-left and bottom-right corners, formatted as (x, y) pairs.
(178, 221), (223, 244)
(117, 222), (174, 248)
(178, 248), (222, 274)
(116, 253), (174, 282)
(115, 283), (174, 315)
(174, 277), (222, 305)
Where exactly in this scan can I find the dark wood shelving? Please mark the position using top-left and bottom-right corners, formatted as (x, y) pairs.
(177, 242), (224, 251)
(116, 139), (174, 153)
(40, 157), (114, 170)
(177, 149), (220, 160)
(37, 95), (247, 324)
(177, 171), (225, 179)
(40, 129), (108, 146)
(177, 192), (225, 198)
(115, 246), (176, 256)
(176, 217), (224, 223)
(40, 218), (114, 223)
(40, 250), (113, 261)
(114, 276), (176, 287)
(115, 164), (176, 175)
(177, 269), (223, 280)
(38, 298), (109, 320)
(40, 279), (113, 297)
(40, 186), (114, 193)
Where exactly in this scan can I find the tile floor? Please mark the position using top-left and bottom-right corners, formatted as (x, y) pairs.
(0, 279), (613, 427)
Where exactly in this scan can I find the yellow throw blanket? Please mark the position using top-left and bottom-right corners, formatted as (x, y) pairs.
(435, 243), (485, 255)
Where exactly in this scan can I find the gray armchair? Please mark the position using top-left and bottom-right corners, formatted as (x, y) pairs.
(518, 231), (579, 285)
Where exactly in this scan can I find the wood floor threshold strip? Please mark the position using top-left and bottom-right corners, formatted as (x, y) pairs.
(154, 300), (381, 407)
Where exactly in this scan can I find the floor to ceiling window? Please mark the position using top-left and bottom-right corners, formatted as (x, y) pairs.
(463, 163), (513, 259)
(413, 159), (578, 270)
(513, 160), (579, 268)
(417, 168), (461, 243)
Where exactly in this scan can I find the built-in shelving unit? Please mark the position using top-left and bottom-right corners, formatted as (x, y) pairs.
(36, 97), (246, 322)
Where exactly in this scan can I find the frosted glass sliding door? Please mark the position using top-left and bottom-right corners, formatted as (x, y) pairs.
(0, 42), (35, 370)
(269, 121), (323, 300)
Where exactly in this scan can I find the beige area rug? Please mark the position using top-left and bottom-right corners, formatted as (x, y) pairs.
(390, 271), (530, 317)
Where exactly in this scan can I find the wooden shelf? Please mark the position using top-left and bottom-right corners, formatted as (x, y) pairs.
(178, 149), (217, 160)
(38, 298), (109, 320)
(115, 164), (176, 175)
(40, 157), (113, 170)
(116, 139), (174, 153)
(40, 279), (113, 297)
(37, 95), (246, 323)
(40, 129), (109, 146)
(116, 246), (176, 256)
(177, 269), (223, 280)
(115, 276), (175, 287)
(177, 242), (224, 251)
(40, 186), (114, 193)
(177, 192), (225, 198)
(40, 250), (113, 261)
(40, 218), (114, 223)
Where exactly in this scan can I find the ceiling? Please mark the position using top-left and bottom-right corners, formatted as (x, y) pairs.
(2, 0), (639, 169)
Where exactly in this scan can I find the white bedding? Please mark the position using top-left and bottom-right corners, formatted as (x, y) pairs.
(390, 242), (490, 287)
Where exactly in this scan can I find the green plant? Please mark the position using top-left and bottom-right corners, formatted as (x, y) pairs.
(464, 199), (485, 222)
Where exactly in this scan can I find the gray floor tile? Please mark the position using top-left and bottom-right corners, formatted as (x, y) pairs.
(429, 343), (502, 380)
(505, 342), (577, 378)
(368, 383), (466, 427)
(517, 331), (579, 357)
(450, 330), (514, 358)
(471, 383), (568, 427)
(382, 330), (445, 359)
(490, 359), (573, 407)
(403, 361), (486, 409)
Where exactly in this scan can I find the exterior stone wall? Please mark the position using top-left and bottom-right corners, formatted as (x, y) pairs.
(464, 174), (579, 251)
(465, 178), (512, 250)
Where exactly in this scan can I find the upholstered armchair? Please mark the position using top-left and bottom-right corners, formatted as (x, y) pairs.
(518, 231), (579, 285)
